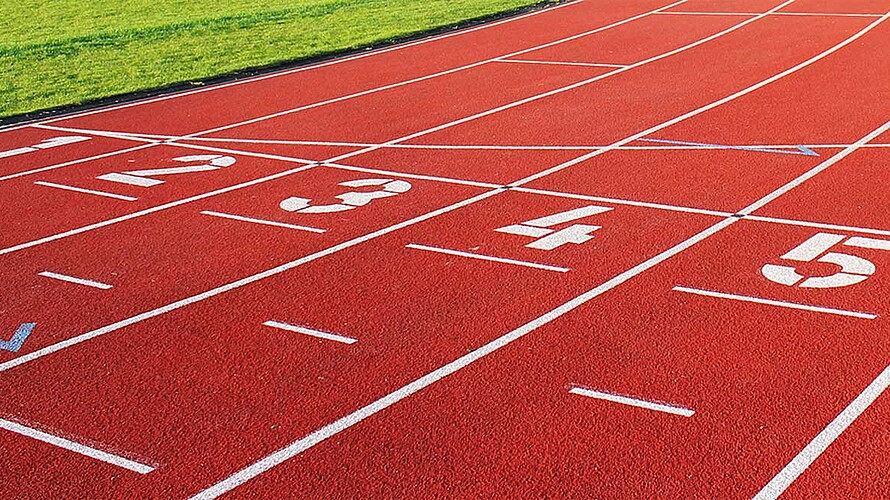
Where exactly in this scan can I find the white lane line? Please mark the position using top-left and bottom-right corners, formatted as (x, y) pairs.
(753, 363), (890, 500)
(658, 11), (882, 18)
(0, 190), (502, 373)
(323, 161), (502, 189)
(673, 286), (877, 320)
(263, 320), (357, 345)
(0, 162), (319, 256)
(0, 143), (158, 182)
(201, 211), (326, 234)
(569, 386), (695, 417)
(34, 181), (137, 201)
(514, 186), (732, 218)
(38, 271), (113, 290)
(512, 5), (890, 187)
(746, 215), (890, 238)
(32, 124), (163, 144)
(0, 417), (154, 474)
(181, 1), (686, 140)
(496, 59), (630, 68)
(326, 0), (793, 166)
(32, 0), (584, 128)
(188, 219), (737, 500)
(406, 243), (570, 273)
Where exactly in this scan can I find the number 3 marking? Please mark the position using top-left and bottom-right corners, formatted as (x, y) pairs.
(762, 232), (890, 289)
(279, 178), (412, 214)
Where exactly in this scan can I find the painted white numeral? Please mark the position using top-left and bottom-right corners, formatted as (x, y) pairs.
(280, 178), (412, 214)
(97, 155), (236, 187)
(495, 205), (613, 251)
(762, 232), (890, 288)
(0, 136), (91, 159)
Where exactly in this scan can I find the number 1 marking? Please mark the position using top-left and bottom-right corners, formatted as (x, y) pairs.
(0, 136), (91, 159)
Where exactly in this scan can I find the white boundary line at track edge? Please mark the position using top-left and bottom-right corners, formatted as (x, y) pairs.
(19, 0), (585, 129)
(178, 0), (687, 140)
(189, 87), (890, 500)
(0, 417), (154, 474)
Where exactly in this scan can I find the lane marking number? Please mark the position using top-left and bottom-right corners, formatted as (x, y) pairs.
(495, 205), (613, 250)
(97, 155), (236, 187)
(280, 178), (412, 214)
(0, 136), (91, 160)
(763, 232), (890, 288)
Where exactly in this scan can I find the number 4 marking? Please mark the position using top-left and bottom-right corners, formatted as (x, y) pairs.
(495, 205), (613, 251)
(762, 232), (890, 288)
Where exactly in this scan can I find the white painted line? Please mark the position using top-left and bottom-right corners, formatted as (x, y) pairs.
(406, 243), (570, 273)
(201, 211), (326, 234)
(34, 181), (137, 202)
(0, 162), (319, 256)
(30, 0), (585, 128)
(569, 386), (695, 417)
(658, 11), (882, 18)
(188, 218), (737, 500)
(753, 363), (890, 500)
(181, 0), (685, 140)
(38, 271), (113, 290)
(32, 124), (162, 144)
(96, 172), (165, 187)
(673, 286), (877, 320)
(497, 59), (629, 68)
(323, 161), (502, 189)
(0, 143), (158, 182)
(0, 417), (154, 474)
(0, 190), (503, 373)
(514, 187), (732, 218)
(326, 1), (793, 166)
(745, 215), (890, 239)
(263, 321), (357, 344)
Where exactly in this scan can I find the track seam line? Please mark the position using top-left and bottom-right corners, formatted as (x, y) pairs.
(25, 0), (586, 128)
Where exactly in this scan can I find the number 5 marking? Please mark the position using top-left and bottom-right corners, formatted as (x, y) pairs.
(279, 178), (412, 214)
(762, 232), (890, 289)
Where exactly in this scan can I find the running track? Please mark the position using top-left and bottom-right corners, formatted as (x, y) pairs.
(2, 0), (890, 497)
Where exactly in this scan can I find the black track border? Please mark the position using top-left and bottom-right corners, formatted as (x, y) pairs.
(0, 0), (566, 129)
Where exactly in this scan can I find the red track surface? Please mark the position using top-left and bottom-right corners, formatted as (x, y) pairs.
(1, 0), (890, 497)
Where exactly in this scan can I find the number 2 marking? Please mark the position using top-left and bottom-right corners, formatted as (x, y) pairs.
(97, 155), (237, 187)
(762, 232), (890, 288)
(279, 178), (412, 214)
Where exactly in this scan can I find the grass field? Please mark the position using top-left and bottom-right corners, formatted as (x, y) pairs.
(0, 0), (552, 119)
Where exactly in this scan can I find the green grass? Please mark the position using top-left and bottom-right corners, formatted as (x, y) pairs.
(0, 0), (554, 119)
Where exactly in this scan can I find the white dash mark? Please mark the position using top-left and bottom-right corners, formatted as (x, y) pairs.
(406, 244), (570, 273)
(38, 271), (113, 290)
(569, 386), (694, 417)
(263, 321), (357, 344)
(34, 181), (137, 201)
(0, 417), (154, 474)
(201, 211), (326, 234)
(673, 286), (876, 320)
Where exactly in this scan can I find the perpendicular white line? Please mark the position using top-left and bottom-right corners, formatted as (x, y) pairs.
(180, 0), (685, 140)
(38, 271), (113, 290)
(0, 417), (154, 474)
(746, 215), (890, 239)
(673, 286), (877, 320)
(406, 243), (570, 273)
(513, 3), (890, 187)
(31, 0), (584, 128)
(201, 211), (326, 234)
(326, 0), (786, 166)
(0, 143), (158, 182)
(34, 181), (137, 202)
(497, 59), (629, 68)
(0, 190), (503, 373)
(657, 11), (882, 18)
(513, 187), (732, 218)
(188, 219), (737, 500)
(753, 363), (890, 500)
(568, 386), (695, 417)
(263, 320), (357, 344)
(322, 161), (503, 189)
